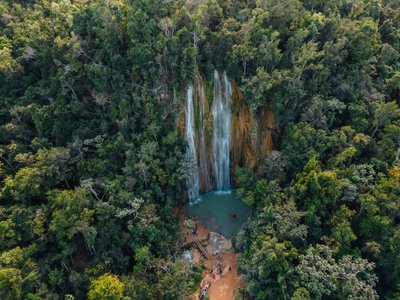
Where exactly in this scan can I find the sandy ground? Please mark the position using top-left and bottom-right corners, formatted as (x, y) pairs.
(181, 215), (243, 300)
(182, 215), (209, 244)
(202, 252), (243, 300)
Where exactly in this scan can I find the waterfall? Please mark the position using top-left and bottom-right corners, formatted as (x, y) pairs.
(185, 85), (200, 202)
(198, 84), (212, 192)
(184, 71), (233, 201)
(183, 70), (277, 201)
(212, 71), (231, 191)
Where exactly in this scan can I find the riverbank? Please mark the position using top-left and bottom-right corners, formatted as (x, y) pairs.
(180, 215), (244, 300)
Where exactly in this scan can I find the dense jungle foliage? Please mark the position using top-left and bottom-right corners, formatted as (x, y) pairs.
(0, 0), (399, 299)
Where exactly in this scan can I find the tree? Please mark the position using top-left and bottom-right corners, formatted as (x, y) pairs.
(329, 205), (356, 253)
(239, 235), (298, 299)
(295, 157), (344, 240)
(371, 101), (400, 137)
(281, 122), (329, 176)
(88, 273), (124, 300)
(48, 187), (95, 258)
(0, 268), (22, 300)
(296, 244), (378, 300)
(291, 288), (311, 300)
(1, 147), (71, 202)
(1, 0), (400, 299)
(258, 150), (286, 182)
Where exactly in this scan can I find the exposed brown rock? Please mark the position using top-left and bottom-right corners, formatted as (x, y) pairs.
(179, 73), (279, 189)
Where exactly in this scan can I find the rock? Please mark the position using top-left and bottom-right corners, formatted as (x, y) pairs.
(206, 232), (233, 255)
(181, 250), (193, 263)
(192, 248), (202, 264)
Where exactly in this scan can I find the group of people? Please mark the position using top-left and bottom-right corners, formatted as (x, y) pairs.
(209, 260), (232, 279)
(189, 218), (199, 236)
(208, 262), (224, 280)
(215, 263), (223, 275)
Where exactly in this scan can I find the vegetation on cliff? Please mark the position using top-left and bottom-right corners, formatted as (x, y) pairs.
(0, 0), (399, 299)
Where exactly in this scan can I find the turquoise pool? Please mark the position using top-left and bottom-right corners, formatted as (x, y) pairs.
(185, 190), (249, 239)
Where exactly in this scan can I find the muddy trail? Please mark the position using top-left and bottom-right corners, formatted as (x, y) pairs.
(181, 215), (244, 300)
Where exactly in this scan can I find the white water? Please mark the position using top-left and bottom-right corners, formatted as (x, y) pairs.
(185, 71), (232, 202)
(185, 86), (200, 202)
(212, 71), (231, 191)
(198, 85), (212, 192)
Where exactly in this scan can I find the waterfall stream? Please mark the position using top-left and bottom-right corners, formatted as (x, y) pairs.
(184, 71), (233, 203)
(212, 71), (231, 191)
(198, 84), (212, 192)
(185, 85), (200, 202)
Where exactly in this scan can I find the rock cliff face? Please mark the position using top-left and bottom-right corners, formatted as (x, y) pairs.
(230, 81), (278, 170)
(180, 71), (279, 199)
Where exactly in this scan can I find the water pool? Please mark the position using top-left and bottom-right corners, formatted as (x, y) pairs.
(185, 190), (249, 239)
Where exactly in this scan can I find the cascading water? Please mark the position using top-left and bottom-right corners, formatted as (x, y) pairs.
(183, 71), (277, 206)
(212, 71), (232, 191)
(185, 86), (200, 202)
(198, 84), (212, 192)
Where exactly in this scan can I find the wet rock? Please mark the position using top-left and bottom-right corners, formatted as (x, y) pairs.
(206, 232), (233, 255)
(192, 248), (202, 264)
(181, 250), (193, 263)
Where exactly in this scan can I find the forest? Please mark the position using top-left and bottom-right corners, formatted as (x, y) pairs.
(0, 0), (399, 299)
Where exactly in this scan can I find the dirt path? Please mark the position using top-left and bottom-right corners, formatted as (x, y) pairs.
(181, 215), (243, 300)
(182, 215), (209, 244)
(202, 252), (243, 300)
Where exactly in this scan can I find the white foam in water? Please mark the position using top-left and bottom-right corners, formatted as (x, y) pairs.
(214, 190), (233, 195)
